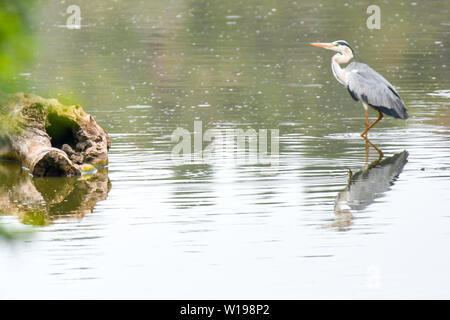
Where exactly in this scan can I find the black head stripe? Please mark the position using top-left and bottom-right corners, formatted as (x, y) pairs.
(336, 40), (354, 53)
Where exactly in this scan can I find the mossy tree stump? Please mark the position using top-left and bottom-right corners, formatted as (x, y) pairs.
(0, 93), (111, 177)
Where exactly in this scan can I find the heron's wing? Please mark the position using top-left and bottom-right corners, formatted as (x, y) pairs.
(346, 62), (408, 119)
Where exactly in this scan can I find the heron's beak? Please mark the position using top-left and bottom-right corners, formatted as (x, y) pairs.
(310, 42), (334, 49)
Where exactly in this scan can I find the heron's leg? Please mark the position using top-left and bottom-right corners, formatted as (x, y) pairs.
(361, 109), (383, 137)
(365, 107), (369, 128)
(360, 103), (369, 137)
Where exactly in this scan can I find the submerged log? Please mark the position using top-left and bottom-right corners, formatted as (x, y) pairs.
(0, 93), (110, 177)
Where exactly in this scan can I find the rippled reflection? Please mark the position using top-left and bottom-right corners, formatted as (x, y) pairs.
(333, 139), (408, 231)
(0, 160), (111, 225)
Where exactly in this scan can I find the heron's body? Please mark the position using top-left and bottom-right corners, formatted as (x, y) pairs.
(311, 40), (408, 137)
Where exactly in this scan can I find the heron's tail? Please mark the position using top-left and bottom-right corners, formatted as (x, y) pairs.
(373, 95), (408, 120)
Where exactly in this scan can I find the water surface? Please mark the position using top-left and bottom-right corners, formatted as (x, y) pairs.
(1, 0), (450, 299)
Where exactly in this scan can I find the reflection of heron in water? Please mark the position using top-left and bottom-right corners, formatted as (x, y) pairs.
(332, 139), (408, 230)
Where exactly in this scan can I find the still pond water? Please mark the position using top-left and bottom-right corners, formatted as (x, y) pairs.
(1, 0), (450, 298)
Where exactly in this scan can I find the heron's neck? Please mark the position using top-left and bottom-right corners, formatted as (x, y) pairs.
(331, 53), (353, 86)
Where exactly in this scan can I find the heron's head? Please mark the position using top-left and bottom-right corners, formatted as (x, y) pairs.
(310, 40), (354, 57)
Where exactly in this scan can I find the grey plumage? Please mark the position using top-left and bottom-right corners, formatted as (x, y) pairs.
(346, 62), (408, 120)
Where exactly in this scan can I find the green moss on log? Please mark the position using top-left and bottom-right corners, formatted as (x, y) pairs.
(0, 92), (110, 177)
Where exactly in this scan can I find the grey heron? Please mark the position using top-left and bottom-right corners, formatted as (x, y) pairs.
(311, 40), (408, 137)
